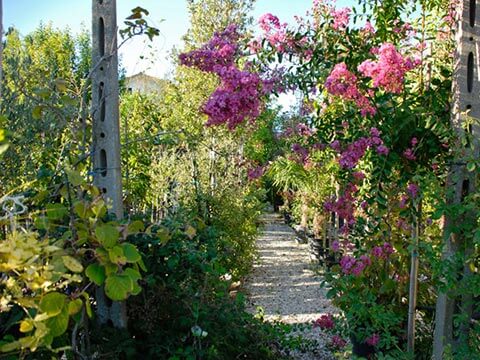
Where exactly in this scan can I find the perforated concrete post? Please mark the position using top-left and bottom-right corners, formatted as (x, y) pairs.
(433, 0), (480, 357)
(91, 0), (127, 329)
(92, 0), (123, 220)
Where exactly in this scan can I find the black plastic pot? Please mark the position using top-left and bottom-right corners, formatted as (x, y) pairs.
(350, 334), (376, 358)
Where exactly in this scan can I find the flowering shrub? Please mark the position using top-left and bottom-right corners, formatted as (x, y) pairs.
(179, 0), (480, 356)
(324, 241), (409, 353)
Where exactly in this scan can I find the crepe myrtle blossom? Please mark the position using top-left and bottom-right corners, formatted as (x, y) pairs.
(313, 313), (335, 329)
(358, 43), (419, 94)
(330, 7), (351, 30)
(180, 25), (275, 129)
(247, 165), (265, 181)
(324, 182), (358, 228)
(330, 335), (347, 349)
(258, 13), (290, 52)
(366, 333), (380, 346)
(325, 63), (376, 116)
(407, 183), (420, 198)
(331, 128), (389, 170)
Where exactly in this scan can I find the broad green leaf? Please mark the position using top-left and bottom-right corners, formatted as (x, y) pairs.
(62, 256), (84, 273)
(32, 105), (43, 119)
(95, 224), (119, 248)
(46, 204), (68, 220)
(68, 299), (83, 315)
(108, 245), (127, 265)
(122, 243), (141, 263)
(45, 308), (69, 337)
(65, 169), (84, 187)
(1, 340), (21, 352)
(127, 220), (145, 234)
(124, 267), (141, 281)
(85, 263), (106, 285)
(105, 274), (133, 301)
(39, 292), (66, 316)
(19, 320), (34, 333)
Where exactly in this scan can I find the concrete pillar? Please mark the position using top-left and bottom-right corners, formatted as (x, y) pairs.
(433, 0), (480, 357)
(92, 0), (123, 220)
(91, 0), (126, 329)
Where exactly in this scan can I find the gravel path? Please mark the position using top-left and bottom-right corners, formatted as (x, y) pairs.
(245, 211), (337, 360)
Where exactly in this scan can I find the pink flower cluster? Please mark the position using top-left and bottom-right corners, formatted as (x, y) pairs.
(291, 143), (309, 164)
(358, 43), (418, 94)
(403, 137), (418, 160)
(324, 182), (358, 227)
(325, 63), (376, 117)
(332, 128), (389, 169)
(340, 254), (371, 276)
(313, 314), (335, 329)
(258, 13), (289, 53)
(366, 333), (380, 346)
(330, 335), (347, 349)
(407, 183), (419, 198)
(247, 165), (265, 181)
(202, 66), (264, 129)
(339, 242), (394, 276)
(296, 123), (315, 137)
(330, 7), (351, 30)
(179, 24), (239, 72)
(371, 242), (395, 259)
(180, 25), (269, 129)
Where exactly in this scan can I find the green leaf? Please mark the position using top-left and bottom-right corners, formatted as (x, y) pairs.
(105, 274), (133, 301)
(68, 299), (83, 315)
(122, 243), (141, 263)
(184, 225), (196, 240)
(19, 320), (34, 333)
(467, 162), (476, 172)
(62, 256), (84, 273)
(85, 263), (106, 285)
(95, 224), (119, 248)
(55, 78), (68, 92)
(124, 267), (141, 281)
(39, 292), (66, 316)
(127, 220), (145, 234)
(108, 245), (127, 265)
(65, 168), (84, 187)
(32, 105), (43, 119)
(46, 204), (68, 220)
(45, 308), (69, 337)
(81, 292), (93, 318)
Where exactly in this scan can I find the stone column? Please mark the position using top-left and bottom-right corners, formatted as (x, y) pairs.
(92, 0), (123, 220)
(91, 0), (126, 329)
(433, 0), (480, 357)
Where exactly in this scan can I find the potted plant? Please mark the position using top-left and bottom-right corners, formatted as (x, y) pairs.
(322, 241), (409, 356)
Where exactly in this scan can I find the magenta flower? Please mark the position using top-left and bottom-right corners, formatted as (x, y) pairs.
(313, 314), (335, 330)
(366, 333), (380, 346)
(331, 240), (341, 252)
(330, 7), (351, 30)
(371, 246), (384, 259)
(358, 42), (418, 94)
(407, 183), (419, 198)
(247, 165), (265, 181)
(330, 335), (347, 349)
(325, 63), (376, 117)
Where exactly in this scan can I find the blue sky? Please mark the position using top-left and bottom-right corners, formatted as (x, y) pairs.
(4, 0), (354, 79)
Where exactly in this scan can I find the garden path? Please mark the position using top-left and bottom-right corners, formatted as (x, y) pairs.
(244, 210), (336, 359)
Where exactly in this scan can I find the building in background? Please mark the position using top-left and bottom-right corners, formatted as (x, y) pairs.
(125, 72), (167, 94)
